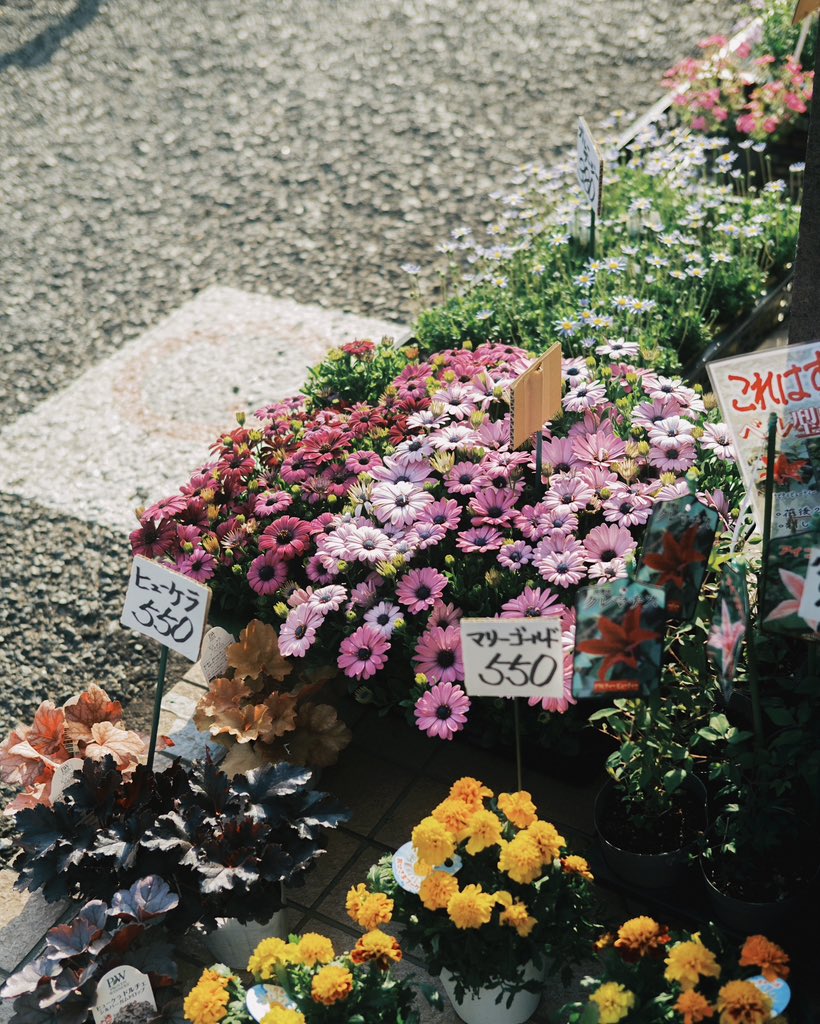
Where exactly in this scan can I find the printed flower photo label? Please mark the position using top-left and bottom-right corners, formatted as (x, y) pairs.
(120, 556), (211, 661)
(707, 340), (820, 538)
(460, 616), (564, 699)
(762, 531), (820, 636)
(636, 496), (718, 620)
(572, 579), (666, 699)
(706, 560), (750, 702)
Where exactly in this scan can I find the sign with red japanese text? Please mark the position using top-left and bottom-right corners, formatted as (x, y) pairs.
(460, 617), (564, 699)
(92, 965), (156, 1024)
(121, 556), (211, 661)
(577, 117), (603, 215)
(510, 343), (562, 449)
(707, 341), (820, 537)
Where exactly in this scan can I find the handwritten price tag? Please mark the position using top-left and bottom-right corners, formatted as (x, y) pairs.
(577, 116), (603, 215)
(121, 556), (211, 661)
(460, 617), (564, 699)
(797, 546), (820, 627)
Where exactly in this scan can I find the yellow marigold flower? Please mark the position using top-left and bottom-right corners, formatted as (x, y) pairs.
(345, 884), (393, 930)
(419, 869), (460, 911)
(614, 916), (671, 962)
(183, 969), (230, 1024)
(350, 928), (403, 968)
(295, 932), (335, 967)
(675, 990), (715, 1024)
(665, 937), (722, 991)
(595, 932), (615, 950)
(311, 965), (354, 1006)
(524, 819), (564, 860)
(446, 883), (496, 929)
(498, 833), (544, 885)
(432, 797), (474, 842)
(412, 815), (456, 868)
(716, 980), (772, 1024)
(561, 854), (594, 881)
(498, 790), (538, 829)
(260, 1008), (306, 1024)
(248, 937), (300, 979)
(589, 982), (636, 1024)
(739, 935), (790, 982)
(449, 776), (493, 810)
(499, 899), (537, 937)
(464, 809), (504, 855)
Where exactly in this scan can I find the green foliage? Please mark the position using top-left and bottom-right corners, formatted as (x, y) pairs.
(302, 338), (412, 411)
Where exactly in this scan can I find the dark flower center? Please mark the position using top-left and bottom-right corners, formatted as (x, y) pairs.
(278, 529), (293, 543)
(377, 613), (390, 625)
(459, 474), (473, 485)
(415, 585), (432, 601)
(557, 560), (569, 573)
(602, 549), (616, 561)
(619, 502), (632, 514)
(295, 625), (307, 639)
(525, 608), (541, 617)
(357, 646), (372, 661)
(433, 513), (447, 524)
(259, 565), (277, 581)
(437, 650), (456, 668)
(435, 705), (452, 720)
(363, 539), (375, 550)
(395, 495), (408, 507)
(561, 494), (573, 504)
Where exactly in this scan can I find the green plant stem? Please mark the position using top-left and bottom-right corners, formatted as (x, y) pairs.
(147, 644), (169, 769)
(750, 412), (778, 753)
(513, 698), (523, 791)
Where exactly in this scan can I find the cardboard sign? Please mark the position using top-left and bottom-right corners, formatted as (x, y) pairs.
(49, 757), (85, 804)
(92, 965), (156, 1024)
(707, 341), (820, 537)
(636, 496), (718, 620)
(460, 616), (564, 699)
(798, 545), (820, 623)
(577, 117), (603, 215)
(199, 626), (235, 681)
(707, 561), (750, 701)
(794, 0), (819, 24)
(572, 580), (666, 698)
(510, 344), (563, 449)
(121, 556), (211, 661)
(761, 531), (820, 635)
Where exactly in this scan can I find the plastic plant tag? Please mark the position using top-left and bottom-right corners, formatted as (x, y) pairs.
(577, 116), (603, 215)
(460, 616), (564, 699)
(199, 626), (235, 681)
(49, 757), (85, 804)
(707, 561), (750, 702)
(246, 984), (298, 1022)
(636, 496), (718, 620)
(572, 579), (666, 698)
(392, 840), (462, 893)
(92, 965), (156, 1024)
(761, 531), (820, 635)
(121, 555), (211, 661)
(747, 976), (790, 1016)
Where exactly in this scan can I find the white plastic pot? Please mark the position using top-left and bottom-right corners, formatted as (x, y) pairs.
(205, 906), (289, 970)
(439, 961), (544, 1024)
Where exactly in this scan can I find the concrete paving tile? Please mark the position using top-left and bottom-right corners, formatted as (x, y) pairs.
(284, 828), (366, 913)
(372, 775), (452, 851)
(426, 735), (524, 794)
(523, 770), (603, 839)
(319, 744), (412, 838)
(351, 707), (437, 772)
(0, 869), (67, 974)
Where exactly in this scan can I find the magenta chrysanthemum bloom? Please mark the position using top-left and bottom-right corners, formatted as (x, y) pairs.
(247, 551), (288, 595)
(364, 600), (403, 636)
(583, 524), (637, 564)
(413, 626), (464, 684)
(414, 681), (471, 740)
(254, 490), (293, 517)
(497, 540), (534, 572)
(175, 548), (216, 582)
(372, 481), (433, 527)
(469, 487), (518, 528)
(279, 604), (325, 657)
(396, 567), (448, 614)
(445, 461), (488, 496)
(501, 586), (565, 619)
(338, 625), (390, 680)
(259, 515), (313, 561)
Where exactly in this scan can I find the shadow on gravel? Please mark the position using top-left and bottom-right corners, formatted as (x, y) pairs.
(0, 0), (104, 72)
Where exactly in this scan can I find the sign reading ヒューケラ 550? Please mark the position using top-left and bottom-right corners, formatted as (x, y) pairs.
(707, 340), (820, 538)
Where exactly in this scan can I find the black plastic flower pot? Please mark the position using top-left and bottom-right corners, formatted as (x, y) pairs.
(594, 777), (707, 890)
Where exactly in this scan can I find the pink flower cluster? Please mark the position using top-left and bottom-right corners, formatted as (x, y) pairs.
(132, 344), (736, 741)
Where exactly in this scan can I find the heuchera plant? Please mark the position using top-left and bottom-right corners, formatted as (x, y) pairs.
(13, 756), (348, 931)
(0, 876), (180, 1024)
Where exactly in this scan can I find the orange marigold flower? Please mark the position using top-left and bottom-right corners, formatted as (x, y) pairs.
(614, 916), (671, 962)
(311, 965), (354, 1006)
(412, 815), (456, 868)
(676, 990), (715, 1024)
(345, 884), (393, 929)
(295, 932), (335, 967)
(419, 869), (459, 911)
(449, 776), (493, 810)
(716, 980), (772, 1024)
(664, 937), (721, 991)
(498, 832), (544, 884)
(498, 790), (538, 829)
(432, 797), (475, 842)
(595, 932), (615, 950)
(464, 809), (504, 855)
(446, 883), (496, 929)
(525, 819), (565, 860)
(499, 899), (537, 937)
(350, 928), (402, 969)
(739, 935), (790, 982)
(561, 854), (594, 881)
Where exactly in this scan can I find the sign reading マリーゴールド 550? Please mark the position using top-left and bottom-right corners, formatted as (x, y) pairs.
(707, 340), (820, 538)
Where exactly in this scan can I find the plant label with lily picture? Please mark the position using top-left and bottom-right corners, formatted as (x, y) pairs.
(510, 343), (562, 449)
(635, 496), (718, 620)
(460, 616), (564, 699)
(577, 116), (603, 215)
(707, 561), (750, 702)
(121, 555), (211, 661)
(572, 580), (666, 699)
(707, 341), (820, 538)
(762, 531), (820, 634)
(798, 545), (820, 623)
(92, 965), (156, 1024)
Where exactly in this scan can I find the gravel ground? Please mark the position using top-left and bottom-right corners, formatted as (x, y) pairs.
(0, 0), (727, 843)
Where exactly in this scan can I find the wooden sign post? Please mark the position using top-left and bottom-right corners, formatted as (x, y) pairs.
(510, 343), (563, 491)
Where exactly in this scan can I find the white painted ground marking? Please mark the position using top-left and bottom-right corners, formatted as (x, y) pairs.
(0, 286), (405, 534)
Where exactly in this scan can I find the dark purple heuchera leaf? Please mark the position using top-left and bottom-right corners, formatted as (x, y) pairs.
(111, 876), (180, 923)
(291, 790), (349, 832)
(232, 762), (314, 819)
(1, 963), (43, 999)
(123, 940), (178, 986)
(47, 916), (108, 962)
(9, 991), (90, 1024)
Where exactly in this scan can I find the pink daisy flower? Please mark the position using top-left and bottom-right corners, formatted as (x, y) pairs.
(589, 557), (629, 582)
(259, 515), (313, 561)
(497, 540), (534, 572)
(364, 600), (403, 636)
(254, 490), (293, 517)
(445, 462), (488, 496)
(469, 487), (518, 528)
(536, 548), (587, 587)
(370, 455), (433, 485)
(427, 601), (463, 630)
(406, 521), (447, 550)
(338, 625), (390, 680)
(527, 654), (577, 712)
(414, 681), (471, 740)
(582, 524), (637, 564)
(247, 551), (288, 595)
(307, 585), (348, 615)
(542, 475), (595, 514)
(429, 423), (480, 451)
(348, 576), (383, 609)
(279, 604), (325, 657)
(175, 548), (216, 583)
(501, 586), (566, 619)
(631, 397), (682, 431)
(578, 466), (619, 500)
(571, 427), (627, 467)
(177, 524), (203, 547)
(413, 626), (464, 684)
(394, 436), (437, 462)
(456, 526), (505, 553)
(602, 487), (653, 527)
(562, 380), (608, 413)
(129, 519), (177, 559)
(345, 450), (383, 475)
(647, 415), (696, 444)
(700, 423), (735, 460)
(419, 497), (462, 531)
(562, 357), (592, 386)
(539, 437), (579, 475)
(372, 481), (433, 527)
(396, 567), (448, 613)
(345, 525), (395, 564)
(648, 437), (697, 473)
(305, 553), (337, 585)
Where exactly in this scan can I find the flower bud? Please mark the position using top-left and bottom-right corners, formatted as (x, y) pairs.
(414, 673), (429, 686)
(235, 410), (246, 426)
(274, 602), (289, 619)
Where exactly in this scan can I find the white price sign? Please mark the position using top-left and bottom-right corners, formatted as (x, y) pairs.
(120, 556), (211, 661)
(577, 116), (603, 215)
(797, 546), (820, 628)
(92, 965), (156, 1024)
(460, 617), (564, 699)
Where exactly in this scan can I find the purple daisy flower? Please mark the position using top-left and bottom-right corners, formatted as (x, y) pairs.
(396, 567), (448, 614)
(247, 551), (288, 595)
(414, 681), (471, 740)
(413, 625), (464, 684)
(338, 624), (390, 680)
(279, 604), (325, 657)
